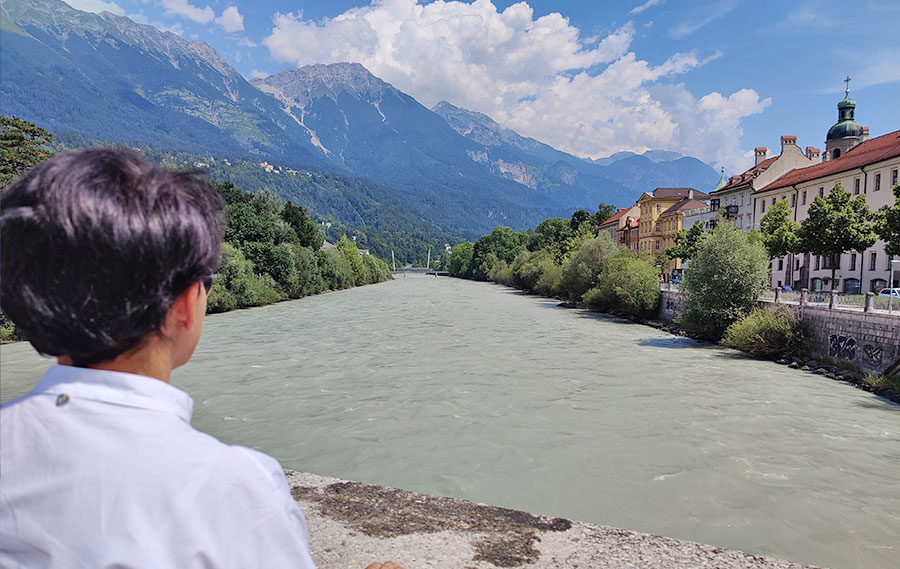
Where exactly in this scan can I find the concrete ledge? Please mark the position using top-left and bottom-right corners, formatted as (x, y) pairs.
(286, 471), (821, 569)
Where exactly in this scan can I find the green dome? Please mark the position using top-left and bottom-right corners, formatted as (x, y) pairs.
(826, 93), (861, 140)
(827, 119), (863, 140)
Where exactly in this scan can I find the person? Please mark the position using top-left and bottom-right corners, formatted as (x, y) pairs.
(0, 149), (402, 569)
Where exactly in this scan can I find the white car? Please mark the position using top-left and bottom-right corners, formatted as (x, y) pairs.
(877, 288), (900, 297)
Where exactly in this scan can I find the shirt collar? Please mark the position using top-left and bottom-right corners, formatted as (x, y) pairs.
(31, 365), (194, 423)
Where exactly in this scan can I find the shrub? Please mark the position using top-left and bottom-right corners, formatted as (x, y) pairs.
(0, 310), (20, 342)
(511, 249), (559, 293)
(721, 305), (802, 356)
(446, 242), (474, 277)
(559, 233), (618, 301)
(316, 248), (354, 290)
(679, 223), (769, 340)
(214, 243), (282, 310)
(534, 262), (563, 297)
(585, 251), (659, 318)
(488, 259), (514, 285)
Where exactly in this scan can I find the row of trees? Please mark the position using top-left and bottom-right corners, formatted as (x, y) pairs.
(442, 205), (661, 319)
(667, 182), (900, 290)
(206, 182), (393, 313)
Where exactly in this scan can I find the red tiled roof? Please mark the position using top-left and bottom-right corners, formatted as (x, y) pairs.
(662, 198), (709, 215)
(715, 156), (777, 192)
(757, 129), (900, 194)
(598, 207), (630, 227)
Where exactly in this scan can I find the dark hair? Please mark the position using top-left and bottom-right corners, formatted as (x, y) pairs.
(1, 148), (224, 366)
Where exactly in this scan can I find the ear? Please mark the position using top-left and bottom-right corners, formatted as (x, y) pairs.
(160, 283), (202, 339)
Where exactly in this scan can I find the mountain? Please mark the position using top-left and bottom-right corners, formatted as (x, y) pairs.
(432, 101), (720, 199)
(0, 0), (326, 165)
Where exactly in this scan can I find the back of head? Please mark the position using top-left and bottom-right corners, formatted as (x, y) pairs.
(1, 148), (224, 366)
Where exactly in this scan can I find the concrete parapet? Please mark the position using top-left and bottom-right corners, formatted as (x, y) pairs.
(286, 470), (820, 569)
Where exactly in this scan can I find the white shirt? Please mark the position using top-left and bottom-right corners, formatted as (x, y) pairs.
(0, 365), (317, 569)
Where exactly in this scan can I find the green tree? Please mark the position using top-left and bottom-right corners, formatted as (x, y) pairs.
(225, 202), (277, 246)
(591, 203), (617, 227)
(875, 184), (900, 257)
(560, 233), (618, 301)
(528, 217), (573, 262)
(570, 209), (592, 231)
(281, 201), (324, 250)
(797, 183), (876, 290)
(1, 115), (54, 187)
(665, 221), (707, 262)
(759, 198), (800, 259)
(336, 235), (366, 286)
(446, 242), (474, 277)
(679, 223), (770, 340)
(584, 250), (659, 318)
(471, 226), (522, 280)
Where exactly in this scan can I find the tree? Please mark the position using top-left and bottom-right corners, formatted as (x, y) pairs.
(446, 242), (475, 277)
(797, 183), (876, 290)
(1, 115), (54, 187)
(584, 249), (660, 318)
(665, 221), (707, 262)
(875, 184), (900, 257)
(560, 233), (618, 301)
(281, 201), (324, 250)
(471, 226), (522, 280)
(759, 198), (800, 259)
(570, 209), (592, 231)
(592, 203), (617, 227)
(527, 217), (573, 262)
(679, 223), (770, 340)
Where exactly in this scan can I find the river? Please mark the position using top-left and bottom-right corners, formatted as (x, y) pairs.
(2, 274), (898, 569)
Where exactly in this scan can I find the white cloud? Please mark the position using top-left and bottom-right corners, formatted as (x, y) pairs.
(238, 37), (257, 48)
(63, 0), (125, 16)
(128, 11), (149, 24)
(216, 6), (244, 33)
(249, 70), (269, 79)
(263, 0), (768, 173)
(153, 20), (184, 35)
(631, 0), (662, 15)
(160, 0), (214, 25)
(669, 0), (738, 39)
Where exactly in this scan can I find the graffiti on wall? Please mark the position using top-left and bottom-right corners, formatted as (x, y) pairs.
(829, 334), (857, 360)
(829, 333), (884, 367)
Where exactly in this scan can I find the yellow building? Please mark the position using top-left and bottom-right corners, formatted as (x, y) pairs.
(658, 198), (711, 271)
(637, 188), (709, 256)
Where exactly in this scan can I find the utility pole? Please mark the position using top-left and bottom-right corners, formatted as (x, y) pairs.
(426, 247), (431, 270)
(391, 250), (396, 271)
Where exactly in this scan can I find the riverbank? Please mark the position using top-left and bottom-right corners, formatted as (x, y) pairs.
(288, 470), (820, 569)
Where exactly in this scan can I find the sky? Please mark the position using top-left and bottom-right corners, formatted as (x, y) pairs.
(65, 0), (899, 175)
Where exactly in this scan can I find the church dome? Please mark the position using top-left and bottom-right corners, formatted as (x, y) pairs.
(826, 94), (862, 141)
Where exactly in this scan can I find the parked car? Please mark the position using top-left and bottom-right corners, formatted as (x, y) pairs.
(877, 288), (900, 297)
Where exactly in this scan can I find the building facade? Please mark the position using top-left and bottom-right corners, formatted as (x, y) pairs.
(597, 205), (640, 242)
(637, 188), (709, 256)
(756, 92), (900, 292)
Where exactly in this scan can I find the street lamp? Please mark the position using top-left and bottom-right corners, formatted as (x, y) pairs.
(890, 259), (900, 314)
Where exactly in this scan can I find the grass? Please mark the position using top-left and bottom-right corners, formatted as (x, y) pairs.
(862, 375), (900, 393)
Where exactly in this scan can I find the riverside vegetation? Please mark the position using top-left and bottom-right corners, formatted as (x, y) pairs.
(0, 116), (393, 341)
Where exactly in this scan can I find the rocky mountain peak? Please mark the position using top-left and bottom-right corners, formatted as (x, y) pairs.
(253, 62), (397, 107)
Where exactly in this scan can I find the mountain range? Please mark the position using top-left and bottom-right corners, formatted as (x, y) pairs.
(0, 0), (719, 243)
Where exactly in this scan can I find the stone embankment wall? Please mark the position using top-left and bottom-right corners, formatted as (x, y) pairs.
(286, 470), (819, 569)
(656, 291), (900, 376)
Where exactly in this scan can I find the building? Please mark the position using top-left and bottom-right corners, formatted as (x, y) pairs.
(710, 136), (818, 232)
(616, 215), (640, 251)
(637, 188), (709, 256)
(658, 198), (710, 276)
(597, 205), (640, 242)
(756, 90), (900, 292)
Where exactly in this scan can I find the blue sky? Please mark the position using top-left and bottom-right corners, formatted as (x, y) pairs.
(66, 0), (899, 175)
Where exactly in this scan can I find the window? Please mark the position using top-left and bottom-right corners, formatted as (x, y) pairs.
(772, 198), (776, 207)
(778, 258), (784, 271)
(850, 253), (856, 271)
(795, 259), (800, 270)
(655, 240), (660, 250)
(760, 200), (766, 213)
(844, 278), (861, 295)
(823, 255), (840, 270)
(655, 222), (660, 231)
(854, 178), (860, 194)
(656, 204), (661, 213)
(893, 169), (898, 187)
(871, 279), (887, 293)
(833, 148), (841, 160)
(819, 186), (824, 197)
(871, 252), (877, 271)
(791, 194), (796, 207)
(710, 198), (719, 211)
(812, 278), (823, 292)
(815, 256), (821, 270)
(875, 173), (881, 191)
(802, 190), (807, 205)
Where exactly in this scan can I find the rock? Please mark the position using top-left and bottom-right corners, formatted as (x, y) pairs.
(801, 365), (811, 371)
(788, 362), (800, 369)
(826, 372), (839, 380)
(776, 359), (788, 365)
(806, 360), (818, 368)
(814, 368), (829, 375)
